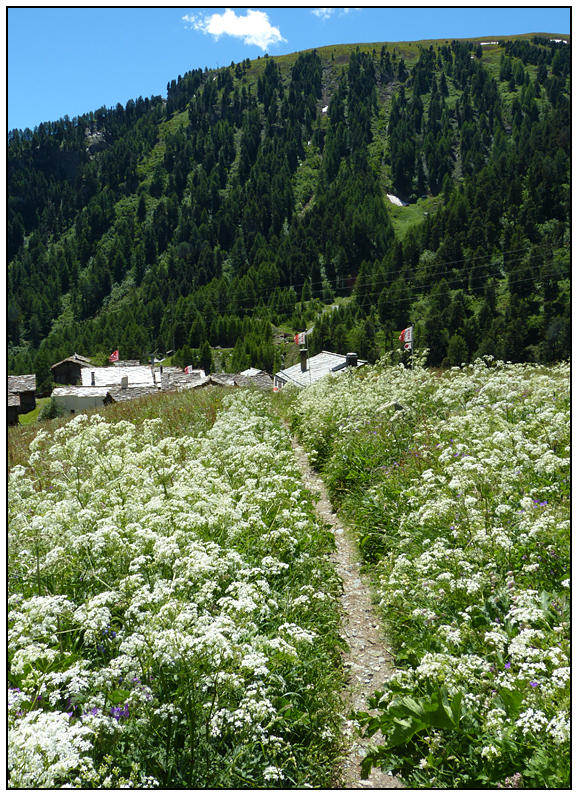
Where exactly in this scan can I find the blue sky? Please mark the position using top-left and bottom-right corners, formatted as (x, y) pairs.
(8, 6), (570, 132)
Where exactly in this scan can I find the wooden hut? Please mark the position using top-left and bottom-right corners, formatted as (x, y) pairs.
(8, 374), (36, 423)
(51, 354), (92, 385)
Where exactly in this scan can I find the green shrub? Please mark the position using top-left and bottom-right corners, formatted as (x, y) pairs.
(37, 396), (66, 422)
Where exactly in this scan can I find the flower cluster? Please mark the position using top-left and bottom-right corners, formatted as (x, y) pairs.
(291, 358), (570, 788)
(9, 392), (342, 788)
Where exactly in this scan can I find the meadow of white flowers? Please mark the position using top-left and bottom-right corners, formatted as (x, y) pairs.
(8, 392), (343, 788)
(291, 356), (570, 788)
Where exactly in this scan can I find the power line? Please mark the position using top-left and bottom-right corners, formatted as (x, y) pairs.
(227, 261), (564, 314)
(53, 244), (567, 334)
(173, 255), (566, 317)
(120, 237), (554, 296)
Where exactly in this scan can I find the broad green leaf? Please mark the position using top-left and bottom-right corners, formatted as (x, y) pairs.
(389, 695), (430, 721)
(110, 688), (130, 704)
(423, 691), (462, 731)
(499, 687), (524, 717)
(387, 715), (426, 747)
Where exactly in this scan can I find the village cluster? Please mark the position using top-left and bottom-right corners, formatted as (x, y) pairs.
(8, 349), (365, 423)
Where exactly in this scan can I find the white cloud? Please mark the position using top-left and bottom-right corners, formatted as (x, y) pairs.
(312, 8), (359, 19)
(312, 8), (335, 19)
(185, 9), (286, 51)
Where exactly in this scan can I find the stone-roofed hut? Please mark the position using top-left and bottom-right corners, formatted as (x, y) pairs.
(8, 393), (21, 425)
(160, 367), (208, 391)
(8, 374), (36, 423)
(51, 354), (92, 385)
(51, 386), (109, 413)
(208, 370), (274, 391)
(236, 368), (274, 391)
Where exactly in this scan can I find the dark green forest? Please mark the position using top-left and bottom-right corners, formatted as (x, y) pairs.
(8, 35), (570, 391)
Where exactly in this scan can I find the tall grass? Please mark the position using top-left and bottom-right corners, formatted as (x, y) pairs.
(8, 387), (227, 471)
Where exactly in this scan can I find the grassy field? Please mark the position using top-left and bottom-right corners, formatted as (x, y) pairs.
(385, 194), (445, 238)
(17, 397), (51, 426)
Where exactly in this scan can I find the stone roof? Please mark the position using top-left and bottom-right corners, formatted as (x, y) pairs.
(209, 373), (236, 387)
(175, 377), (211, 391)
(275, 351), (365, 388)
(239, 367), (263, 377)
(8, 375), (36, 393)
(52, 386), (110, 398)
(51, 355), (92, 370)
(208, 372), (274, 391)
(80, 366), (155, 388)
(235, 372), (274, 391)
(105, 386), (161, 403)
(160, 369), (207, 391)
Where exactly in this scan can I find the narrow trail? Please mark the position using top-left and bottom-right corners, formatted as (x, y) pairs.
(289, 436), (404, 789)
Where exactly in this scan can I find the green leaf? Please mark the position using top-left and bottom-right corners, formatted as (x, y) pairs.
(450, 691), (463, 725)
(424, 691), (462, 731)
(389, 695), (430, 721)
(360, 753), (375, 780)
(499, 687), (524, 718)
(110, 688), (130, 704)
(365, 716), (383, 735)
(387, 715), (426, 747)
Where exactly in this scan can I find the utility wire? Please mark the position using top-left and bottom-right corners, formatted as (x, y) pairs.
(117, 250), (560, 320)
(72, 243), (567, 326)
(168, 257), (567, 317)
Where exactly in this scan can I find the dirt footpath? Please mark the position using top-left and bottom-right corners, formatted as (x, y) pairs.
(291, 438), (404, 789)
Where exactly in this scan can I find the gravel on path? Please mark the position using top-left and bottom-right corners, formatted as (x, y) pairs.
(290, 437), (404, 789)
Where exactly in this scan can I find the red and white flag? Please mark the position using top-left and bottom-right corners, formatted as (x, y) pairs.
(109, 349), (119, 362)
(184, 365), (193, 374)
(398, 327), (413, 344)
(294, 332), (305, 345)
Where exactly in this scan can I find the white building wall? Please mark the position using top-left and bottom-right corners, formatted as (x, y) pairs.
(52, 389), (108, 413)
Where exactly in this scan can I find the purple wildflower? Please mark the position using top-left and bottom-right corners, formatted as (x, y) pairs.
(110, 702), (130, 720)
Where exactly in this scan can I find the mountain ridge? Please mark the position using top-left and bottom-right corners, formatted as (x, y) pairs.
(8, 34), (570, 388)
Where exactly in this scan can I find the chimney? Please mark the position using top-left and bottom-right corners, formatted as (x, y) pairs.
(91, 371), (96, 386)
(346, 352), (358, 368)
(300, 349), (308, 373)
(121, 376), (128, 390)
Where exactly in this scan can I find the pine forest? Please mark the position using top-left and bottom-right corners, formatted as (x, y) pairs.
(8, 35), (570, 388)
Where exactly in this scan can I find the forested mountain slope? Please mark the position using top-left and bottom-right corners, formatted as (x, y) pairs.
(8, 35), (570, 390)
